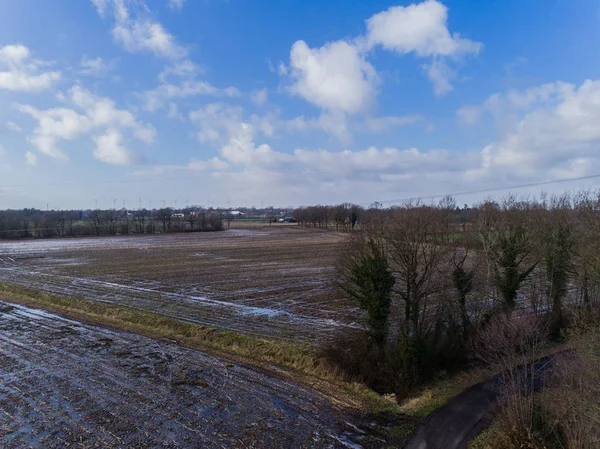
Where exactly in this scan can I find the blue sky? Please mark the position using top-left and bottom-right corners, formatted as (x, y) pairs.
(1, 0), (600, 209)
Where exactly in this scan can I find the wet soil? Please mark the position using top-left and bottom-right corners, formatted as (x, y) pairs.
(0, 300), (398, 448)
(0, 228), (361, 342)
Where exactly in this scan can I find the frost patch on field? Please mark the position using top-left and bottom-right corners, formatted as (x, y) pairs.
(240, 307), (293, 318)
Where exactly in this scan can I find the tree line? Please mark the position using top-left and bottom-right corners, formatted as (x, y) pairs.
(326, 191), (600, 397)
(0, 207), (223, 239)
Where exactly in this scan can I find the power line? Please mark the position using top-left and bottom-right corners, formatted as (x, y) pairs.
(372, 173), (600, 206)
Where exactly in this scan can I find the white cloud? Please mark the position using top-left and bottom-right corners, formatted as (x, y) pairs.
(167, 102), (183, 120)
(80, 55), (117, 77)
(18, 85), (154, 163)
(5, 121), (23, 132)
(91, 0), (110, 17)
(142, 58), (239, 112)
(250, 88), (268, 106)
(168, 0), (187, 11)
(134, 156), (228, 176)
(456, 105), (482, 125)
(92, 0), (187, 59)
(158, 59), (199, 83)
(286, 40), (378, 114)
(424, 59), (454, 95)
(281, 0), (481, 111)
(363, 0), (481, 95)
(142, 80), (240, 112)
(0, 44), (60, 92)
(364, 0), (482, 57)
(189, 103), (245, 143)
(93, 129), (139, 165)
(363, 114), (423, 132)
(25, 151), (37, 165)
(479, 80), (600, 179)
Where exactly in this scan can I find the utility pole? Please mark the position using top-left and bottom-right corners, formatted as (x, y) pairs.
(138, 197), (142, 210)
(94, 198), (99, 209)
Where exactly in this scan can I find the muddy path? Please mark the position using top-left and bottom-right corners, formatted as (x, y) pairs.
(404, 352), (571, 449)
(0, 228), (362, 342)
(0, 299), (387, 448)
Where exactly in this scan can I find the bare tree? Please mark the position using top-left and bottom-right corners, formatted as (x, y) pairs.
(157, 208), (172, 233)
(90, 210), (103, 236)
(386, 202), (449, 342)
(185, 209), (198, 231)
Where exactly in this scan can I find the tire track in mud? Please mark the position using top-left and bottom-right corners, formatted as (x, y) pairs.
(0, 300), (367, 448)
(0, 265), (352, 340)
(0, 229), (363, 342)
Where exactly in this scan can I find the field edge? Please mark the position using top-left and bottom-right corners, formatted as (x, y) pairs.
(0, 281), (399, 416)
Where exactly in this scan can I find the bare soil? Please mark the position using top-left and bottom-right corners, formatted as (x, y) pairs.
(0, 300), (379, 448)
(0, 227), (360, 342)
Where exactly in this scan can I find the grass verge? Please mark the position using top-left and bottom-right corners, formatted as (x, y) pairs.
(0, 282), (398, 414)
(398, 367), (495, 417)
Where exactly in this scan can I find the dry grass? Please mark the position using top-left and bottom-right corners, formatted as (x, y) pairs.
(398, 365), (496, 417)
(469, 326), (600, 449)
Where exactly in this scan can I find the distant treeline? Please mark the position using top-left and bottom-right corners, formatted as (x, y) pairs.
(292, 201), (470, 231)
(0, 208), (224, 239)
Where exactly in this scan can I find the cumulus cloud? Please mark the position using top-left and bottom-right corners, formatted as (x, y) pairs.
(93, 129), (140, 165)
(18, 86), (155, 163)
(281, 0), (481, 114)
(364, 0), (482, 57)
(363, 0), (481, 95)
(286, 40), (378, 114)
(480, 80), (600, 178)
(91, 0), (187, 59)
(0, 44), (60, 92)
(142, 107), (472, 200)
(137, 78), (600, 205)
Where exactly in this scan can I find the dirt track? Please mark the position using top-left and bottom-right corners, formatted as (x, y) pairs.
(0, 227), (361, 342)
(404, 353), (569, 449)
(0, 299), (371, 448)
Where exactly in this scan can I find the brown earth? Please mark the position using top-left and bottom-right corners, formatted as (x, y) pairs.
(0, 299), (387, 448)
(0, 226), (360, 342)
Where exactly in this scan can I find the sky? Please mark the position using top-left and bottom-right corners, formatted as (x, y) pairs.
(1, 0), (600, 209)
